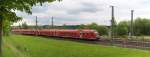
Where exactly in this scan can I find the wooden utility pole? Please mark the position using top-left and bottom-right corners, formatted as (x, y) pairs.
(130, 10), (134, 38)
(51, 16), (54, 29)
(0, 15), (2, 54)
(35, 16), (38, 29)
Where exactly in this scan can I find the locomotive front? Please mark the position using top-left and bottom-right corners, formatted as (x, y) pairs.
(94, 30), (100, 40)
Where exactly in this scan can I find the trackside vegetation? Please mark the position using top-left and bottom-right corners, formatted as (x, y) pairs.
(3, 35), (150, 57)
(3, 41), (19, 57)
(18, 18), (150, 36)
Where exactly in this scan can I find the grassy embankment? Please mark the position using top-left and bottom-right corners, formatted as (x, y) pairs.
(2, 35), (150, 57)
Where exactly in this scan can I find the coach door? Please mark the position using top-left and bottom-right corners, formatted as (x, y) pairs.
(80, 32), (83, 38)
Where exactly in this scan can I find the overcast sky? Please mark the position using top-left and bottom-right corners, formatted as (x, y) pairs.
(13, 0), (150, 26)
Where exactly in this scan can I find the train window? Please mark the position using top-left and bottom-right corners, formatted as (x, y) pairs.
(86, 33), (88, 35)
(80, 32), (83, 35)
(82, 33), (86, 35)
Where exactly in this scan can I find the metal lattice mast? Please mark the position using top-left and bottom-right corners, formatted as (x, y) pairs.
(35, 16), (38, 29)
(51, 16), (54, 29)
(111, 6), (115, 39)
(130, 10), (134, 38)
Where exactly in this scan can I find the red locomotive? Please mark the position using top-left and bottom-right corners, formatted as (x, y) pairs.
(12, 29), (100, 40)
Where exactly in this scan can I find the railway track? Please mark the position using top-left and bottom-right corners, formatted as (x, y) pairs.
(45, 36), (150, 50)
(96, 38), (150, 50)
(38, 35), (150, 50)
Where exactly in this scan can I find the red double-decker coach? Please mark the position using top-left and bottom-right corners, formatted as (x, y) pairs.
(12, 29), (100, 40)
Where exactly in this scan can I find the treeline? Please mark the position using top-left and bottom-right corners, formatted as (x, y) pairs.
(16, 22), (109, 35)
(77, 23), (108, 35)
(116, 18), (150, 36)
(17, 18), (150, 36)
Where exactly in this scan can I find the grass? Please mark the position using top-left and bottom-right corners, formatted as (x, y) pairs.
(2, 39), (19, 57)
(3, 35), (150, 57)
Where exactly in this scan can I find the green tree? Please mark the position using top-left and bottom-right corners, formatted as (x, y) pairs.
(87, 23), (98, 29)
(21, 22), (29, 29)
(134, 18), (150, 35)
(3, 19), (11, 36)
(96, 25), (108, 35)
(78, 24), (88, 29)
(116, 21), (129, 36)
(115, 18), (150, 36)
(0, 0), (59, 54)
(87, 23), (108, 35)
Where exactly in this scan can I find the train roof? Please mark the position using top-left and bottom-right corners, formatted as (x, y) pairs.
(12, 29), (97, 32)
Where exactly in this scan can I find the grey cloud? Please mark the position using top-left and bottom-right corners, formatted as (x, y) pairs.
(81, 2), (100, 12)
(31, 5), (49, 13)
(14, 0), (150, 26)
(67, 2), (102, 15)
(52, 16), (81, 22)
